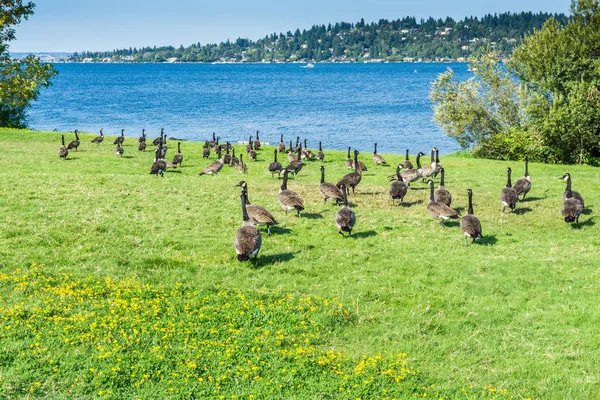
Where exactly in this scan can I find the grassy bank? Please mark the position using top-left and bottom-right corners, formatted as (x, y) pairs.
(0, 129), (598, 399)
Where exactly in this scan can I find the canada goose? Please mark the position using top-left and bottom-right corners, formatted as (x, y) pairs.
(316, 141), (324, 161)
(236, 181), (278, 235)
(202, 142), (210, 159)
(58, 135), (68, 159)
(335, 185), (356, 236)
(513, 156), (532, 200)
(150, 143), (167, 177)
(393, 152), (425, 186)
(199, 147), (224, 176)
(287, 141), (298, 163)
(91, 128), (104, 144)
(253, 131), (261, 150)
(420, 148), (436, 181)
(172, 142), (183, 167)
(389, 164), (408, 206)
(500, 167), (519, 213)
(223, 142), (232, 165)
(301, 139), (315, 159)
(234, 190), (262, 264)
(345, 147), (353, 169)
(138, 141), (146, 151)
(279, 169), (305, 217)
(206, 132), (217, 148)
(153, 129), (164, 146)
(247, 136), (257, 161)
(278, 135), (286, 153)
(238, 153), (247, 174)
(284, 147), (303, 176)
(115, 142), (124, 157)
(352, 150), (368, 171)
(319, 165), (344, 204)
(230, 148), (239, 167)
(432, 147), (442, 177)
(268, 149), (283, 178)
(403, 149), (413, 169)
(138, 129), (146, 143)
(246, 136), (253, 153)
(561, 173), (583, 223)
(212, 137), (221, 154)
(114, 129), (124, 145)
(337, 150), (362, 195)
(560, 173), (584, 206)
(460, 189), (483, 245)
(67, 131), (80, 151)
(158, 135), (168, 159)
(434, 168), (452, 206)
(372, 143), (387, 165)
(291, 136), (301, 153)
(426, 180), (459, 226)
(221, 141), (231, 153)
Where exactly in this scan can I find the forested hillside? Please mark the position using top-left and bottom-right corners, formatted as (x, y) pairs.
(69, 12), (569, 63)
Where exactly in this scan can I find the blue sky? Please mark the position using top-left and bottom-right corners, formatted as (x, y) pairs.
(12, 0), (571, 52)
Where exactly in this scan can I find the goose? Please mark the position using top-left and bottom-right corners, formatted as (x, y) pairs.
(221, 141), (231, 153)
(433, 148), (442, 177)
(426, 180), (459, 226)
(284, 147), (303, 176)
(319, 165), (344, 204)
(114, 129), (125, 145)
(234, 189), (262, 264)
(158, 135), (168, 159)
(138, 129), (146, 143)
(389, 164), (408, 206)
(247, 136), (257, 161)
(212, 137), (221, 154)
(279, 169), (304, 217)
(238, 153), (247, 174)
(230, 147), (239, 167)
(287, 141), (297, 162)
(278, 135), (286, 153)
(352, 151), (368, 172)
(223, 142), (232, 165)
(138, 141), (147, 151)
(393, 152), (425, 186)
(420, 148), (436, 181)
(150, 143), (167, 177)
(434, 167), (452, 206)
(513, 156), (532, 200)
(562, 173), (583, 223)
(500, 167), (519, 213)
(460, 189), (483, 245)
(206, 132), (217, 148)
(253, 131), (261, 150)
(58, 135), (68, 159)
(67, 130), (80, 151)
(372, 143), (387, 165)
(246, 136), (253, 153)
(236, 181), (278, 235)
(335, 185), (356, 236)
(291, 136), (301, 153)
(301, 139), (315, 159)
(345, 147), (353, 169)
(403, 149), (413, 169)
(199, 147), (224, 176)
(153, 129), (164, 146)
(560, 173), (584, 206)
(268, 149), (283, 178)
(115, 142), (124, 157)
(316, 141), (324, 162)
(91, 128), (104, 144)
(337, 150), (362, 195)
(172, 142), (183, 167)
(202, 142), (211, 159)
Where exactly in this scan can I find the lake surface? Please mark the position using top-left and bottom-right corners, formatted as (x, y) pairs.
(29, 63), (471, 155)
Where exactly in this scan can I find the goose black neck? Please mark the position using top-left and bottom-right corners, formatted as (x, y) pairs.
(468, 191), (474, 214)
(61, 135), (65, 146)
(435, 149), (440, 163)
(297, 146), (301, 159)
(342, 186), (349, 206)
(319, 142), (322, 151)
(506, 169), (512, 188)
(256, 131), (259, 140)
(273, 150), (278, 162)
(242, 184), (250, 204)
(225, 143), (230, 154)
(354, 151), (359, 172)
(416, 153), (422, 169)
(289, 141), (292, 151)
(121, 129), (124, 136)
(241, 192), (249, 222)
(320, 166), (325, 183)
(232, 148), (236, 157)
(280, 134), (283, 142)
(565, 176), (573, 198)
(525, 158), (529, 177)
(429, 182), (435, 201)
(281, 171), (289, 190)
(304, 139), (307, 147)
(347, 147), (351, 158)
(395, 165), (401, 179)
(75, 132), (79, 140)
(405, 149), (409, 160)
(440, 169), (445, 186)
(178, 142), (181, 152)
(430, 149), (434, 163)
(374, 143), (377, 154)
(212, 132), (215, 140)
(218, 147), (222, 159)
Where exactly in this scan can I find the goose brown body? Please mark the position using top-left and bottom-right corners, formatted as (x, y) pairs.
(247, 136), (257, 161)
(316, 142), (324, 161)
(278, 135), (286, 153)
(420, 148), (436, 181)
(91, 129), (104, 144)
(372, 143), (387, 165)
(67, 131), (80, 151)
(460, 189), (483, 244)
(513, 157), (532, 200)
(172, 142), (183, 167)
(138, 129), (146, 143)
(561, 173), (584, 223)
(153, 129), (164, 146)
(114, 129), (125, 145)
(234, 191), (262, 263)
(279, 170), (304, 217)
(389, 165), (408, 206)
(285, 148), (303, 176)
(403, 149), (413, 169)
(253, 131), (261, 150)
(319, 166), (344, 204)
(268, 150), (283, 177)
(335, 185), (356, 236)
(434, 168), (452, 206)
(236, 181), (278, 235)
(199, 148), (224, 176)
(500, 168), (519, 212)
(337, 150), (362, 195)
(426, 180), (459, 225)
(58, 135), (68, 159)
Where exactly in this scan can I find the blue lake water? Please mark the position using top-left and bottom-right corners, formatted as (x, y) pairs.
(29, 63), (471, 155)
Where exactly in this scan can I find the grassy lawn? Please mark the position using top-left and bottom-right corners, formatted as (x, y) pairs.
(0, 128), (598, 399)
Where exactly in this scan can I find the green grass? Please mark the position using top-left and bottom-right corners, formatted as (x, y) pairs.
(0, 128), (598, 399)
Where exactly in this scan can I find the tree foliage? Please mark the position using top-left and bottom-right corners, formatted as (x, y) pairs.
(0, 1), (56, 128)
(431, 0), (600, 164)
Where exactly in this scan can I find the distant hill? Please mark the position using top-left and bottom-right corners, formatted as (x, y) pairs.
(11, 52), (71, 61)
(69, 12), (569, 63)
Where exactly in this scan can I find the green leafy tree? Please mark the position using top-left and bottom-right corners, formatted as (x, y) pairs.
(1, 1), (56, 128)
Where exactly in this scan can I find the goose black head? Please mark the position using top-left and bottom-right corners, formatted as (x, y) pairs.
(235, 181), (247, 188)
(560, 173), (570, 180)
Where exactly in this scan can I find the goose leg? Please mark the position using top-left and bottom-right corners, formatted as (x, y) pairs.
(464, 236), (469, 246)
(391, 199), (395, 206)
(267, 225), (271, 236)
(297, 210), (301, 218)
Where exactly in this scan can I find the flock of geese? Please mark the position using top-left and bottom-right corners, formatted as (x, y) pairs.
(57, 129), (587, 265)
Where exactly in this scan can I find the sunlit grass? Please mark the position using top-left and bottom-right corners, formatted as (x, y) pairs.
(0, 128), (598, 398)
